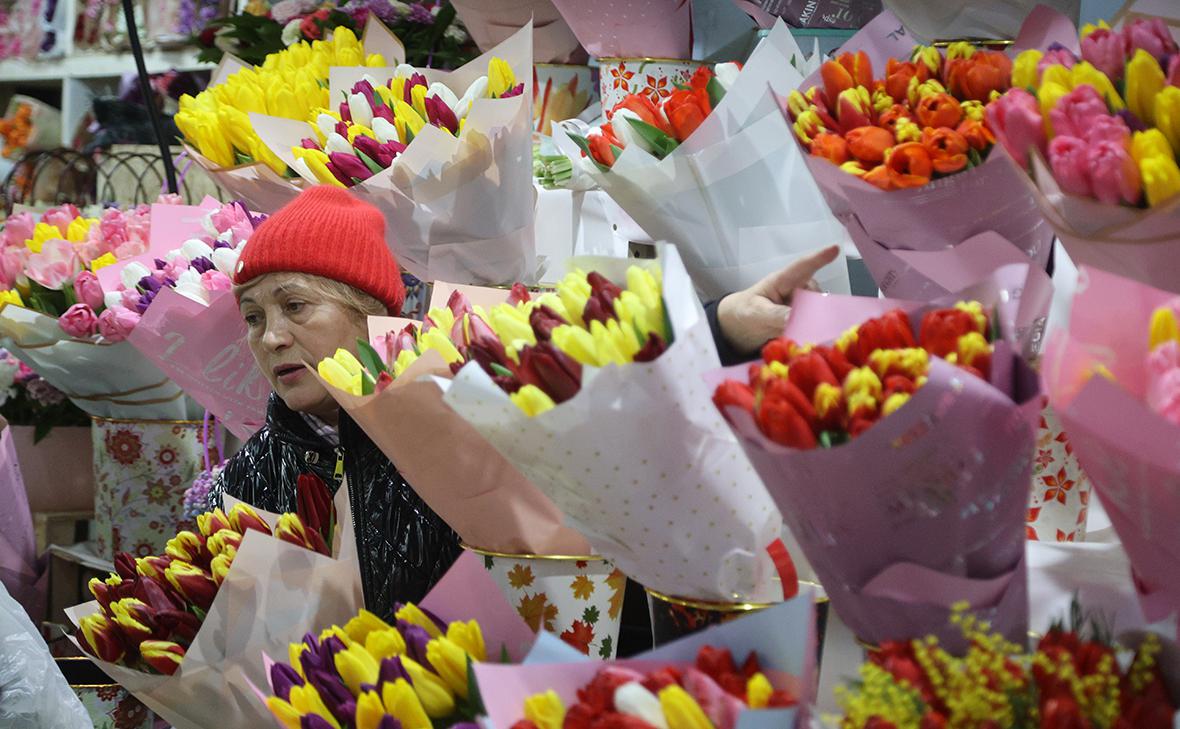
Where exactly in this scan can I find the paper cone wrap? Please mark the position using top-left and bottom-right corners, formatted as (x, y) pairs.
(451, 0), (585, 63)
(1042, 266), (1180, 621)
(443, 244), (783, 602)
(711, 266), (1049, 648)
(66, 483), (363, 729)
(547, 0), (691, 58)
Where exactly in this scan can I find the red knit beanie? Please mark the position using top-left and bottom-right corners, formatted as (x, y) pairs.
(234, 186), (405, 315)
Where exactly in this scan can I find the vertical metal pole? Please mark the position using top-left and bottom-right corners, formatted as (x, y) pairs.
(121, 0), (178, 194)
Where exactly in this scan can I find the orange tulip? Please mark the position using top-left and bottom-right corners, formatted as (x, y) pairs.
(664, 88), (710, 142)
(921, 127), (969, 174)
(838, 50), (874, 90)
(916, 93), (963, 129)
(956, 118), (995, 151)
(810, 133), (850, 165)
(688, 65), (715, 96)
(886, 142), (934, 187)
(587, 125), (623, 167)
(863, 164), (897, 190)
(946, 51), (1012, 102)
(846, 126), (895, 165)
(610, 94), (673, 136)
(884, 59), (928, 104)
(877, 104), (911, 137)
(820, 59), (856, 108)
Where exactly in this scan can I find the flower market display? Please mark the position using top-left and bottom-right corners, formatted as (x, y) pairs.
(986, 15), (1180, 292)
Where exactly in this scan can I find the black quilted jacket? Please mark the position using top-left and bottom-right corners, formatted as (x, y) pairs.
(207, 393), (461, 620)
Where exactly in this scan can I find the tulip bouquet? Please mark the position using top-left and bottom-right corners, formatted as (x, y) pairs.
(313, 283), (591, 556)
(477, 591), (818, 729)
(443, 244), (786, 604)
(836, 602), (1177, 728)
(177, 16), (401, 212)
(987, 14), (1180, 293)
(553, 21), (849, 300)
(786, 9), (1057, 299)
(709, 263), (1049, 649)
(1042, 266), (1180, 626)
(0, 201), (194, 420)
(251, 22), (537, 285)
(66, 477), (363, 729)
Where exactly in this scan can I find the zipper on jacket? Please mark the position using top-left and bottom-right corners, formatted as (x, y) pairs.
(333, 448), (345, 484)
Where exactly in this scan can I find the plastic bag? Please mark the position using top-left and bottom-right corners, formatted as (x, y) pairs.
(0, 584), (90, 729)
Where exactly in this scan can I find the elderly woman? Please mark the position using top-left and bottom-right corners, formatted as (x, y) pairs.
(207, 186), (460, 619)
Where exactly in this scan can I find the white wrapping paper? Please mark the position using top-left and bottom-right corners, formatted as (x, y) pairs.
(65, 483), (363, 729)
(555, 20), (850, 300)
(252, 24), (538, 286)
(0, 305), (192, 420)
(442, 244), (783, 602)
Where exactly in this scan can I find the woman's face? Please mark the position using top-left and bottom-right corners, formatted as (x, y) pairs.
(238, 274), (365, 423)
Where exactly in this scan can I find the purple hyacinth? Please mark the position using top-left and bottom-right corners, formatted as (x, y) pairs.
(406, 3), (434, 24)
(182, 469), (217, 518)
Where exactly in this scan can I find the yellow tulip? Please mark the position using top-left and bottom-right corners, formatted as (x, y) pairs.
(960, 99), (985, 122)
(375, 85), (397, 110)
(487, 303), (536, 350)
(293, 147), (344, 187)
(844, 366), (883, 399)
(365, 629), (407, 660)
(1149, 306), (1179, 349)
(659, 685), (714, 729)
(426, 305), (455, 333)
(382, 679), (432, 729)
(334, 643), (380, 695)
(319, 356), (361, 396)
(551, 325), (599, 366)
(401, 656), (456, 717)
(355, 691), (387, 729)
(1038, 63), (1072, 91)
(319, 624), (352, 646)
(1071, 62), (1124, 110)
(1013, 49), (1043, 89)
(762, 360), (789, 380)
(393, 99), (426, 138)
(948, 331), (991, 369)
(268, 85), (302, 119)
(556, 270), (591, 327)
(411, 83), (428, 122)
(882, 392), (912, 417)
(626, 265), (662, 312)
(249, 136), (289, 175)
(1038, 82), (1072, 136)
(366, 53), (386, 66)
(867, 348), (929, 380)
(915, 78), (947, 100)
(66, 216), (94, 242)
(425, 636), (470, 699)
(1126, 50), (1166, 126)
(511, 384), (557, 416)
(591, 318), (640, 364)
(813, 382), (842, 419)
(946, 41), (975, 60)
(446, 619), (486, 662)
(1131, 130), (1172, 166)
(89, 253), (117, 272)
(217, 106), (255, 157)
(534, 291), (572, 322)
(289, 642), (308, 678)
(523, 690), (566, 729)
(1154, 86), (1180, 154)
(391, 348), (419, 377)
(420, 327), (463, 365)
(488, 57), (516, 97)
(911, 45), (942, 75)
(1081, 18), (1110, 38)
(265, 697), (302, 729)
(0, 289), (23, 308)
(288, 685), (341, 729)
(28, 222), (62, 252)
(395, 603), (443, 639)
(344, 609), (394, 644)
(747, 672), (773, 709)
(348, 123), (376, 144)
(1140, 154), (1180, 207)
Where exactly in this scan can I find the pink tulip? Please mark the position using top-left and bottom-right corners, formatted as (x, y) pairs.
(1147, 340), (1180, 426)
(200, 270), (232, 293)
(26, 239), (81, 290)
(1048, 135), (1093, 198)
(2, 212), (35, 249)
(1081, 28), (1127, 81)
(59, 304), (99, 338)
(1050, 85), (1111, 139)
(1123, 18), (1178, 63)
(986, 88), (1047, 168)
(1086, 139), (1141, 205)
(1084, 114), (1131, 145)
(99, 208), (130, 251)
(1037, 46), (1077, 77)
(42, 204), (80, 237)
(208, 202), (253, 243)
(163, 256), (190, 282)
(156, 193), (184, 205)
(1167, 55), (1180, 87)
(0, 247), (28, 289)
(73, 271), (105, 310)
(97, 306), (141, 343)
(121, 288), (142, 309)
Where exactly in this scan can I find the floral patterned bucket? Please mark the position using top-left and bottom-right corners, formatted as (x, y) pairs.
(56, 657), (154, 729)
(1026, 403), (1093, 543)
(596, 58), (706, 113)
(464, 544), (625, 659)
(534, 63), (596, 135)
(92, 417), (216, 560)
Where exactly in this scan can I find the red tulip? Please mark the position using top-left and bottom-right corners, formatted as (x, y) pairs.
(587, 125), (623, 168)
(529, 305), (567, 342)
(956, 118), (994, 151)
(884, 59), (927, 103)
(814, 345), (854, 382)
(919, 307), (980, 358)
(916, 93), (964, 129)
(787, 351), (840, 399)
(275, 514), (330, 556)
(164, 561), (219, 611)
(133, 573), (185, 613)
(582, 271), (623, 325)
(114, 552), (138, 580)
(633, 332), (667, 362)
(847, 310), (916, 366)
(424, 94), (459, 134)
(507, 283), (531, 306)
(140, 640), (186, 676)
(664, 88), (710, 142)
(154, 609), (202, 644)
(467, 313), (515, 376)
(516, 342), (582, 404)
(757, 378), (818, 449)
(296, 472), (333, 545)
(328, 152), (373, 183)
(761, 338), (798, 364)
(78, 613), (126, 664)
(713, 380), (756, 417)
(835, 88), (873, 131)
(228, 503), (272, 536)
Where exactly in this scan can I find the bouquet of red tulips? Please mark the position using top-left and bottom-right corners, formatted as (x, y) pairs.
(66, 477), (362, 729)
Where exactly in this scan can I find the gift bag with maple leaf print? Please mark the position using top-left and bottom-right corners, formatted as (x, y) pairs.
(467, 547), (626, 658)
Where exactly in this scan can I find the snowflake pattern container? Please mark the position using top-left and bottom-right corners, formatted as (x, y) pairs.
(1025, 402), (1093, 543)
(596, 57), (704, 113)
(91, 417), (217, 560)
(464, 544), (624, 659)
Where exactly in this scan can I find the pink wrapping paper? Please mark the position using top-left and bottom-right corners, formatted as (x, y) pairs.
(95, 199), (223, 294)
(548, 0), (691, 59)
(1042, 266), (1180, 621)
(127, 288), (268, 440)
(0, 423), (44, 621)
(712, 269), (1048, 648)
(450, 0), (586, 63)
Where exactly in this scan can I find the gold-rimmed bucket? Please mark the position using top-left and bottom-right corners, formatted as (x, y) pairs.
(56, 657), (154, 728)
(596, 57), (706, 111)
(90, 415), (220, 560)
(462, 543), (626, 658)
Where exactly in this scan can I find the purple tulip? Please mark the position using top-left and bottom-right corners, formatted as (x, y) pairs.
(328, 152), (374, 182)
(139, 275), (163, 294)
(153, 258), (169, 270)
(340, 100), (352, 123)
(269, 662), (303, 701)
(1118, 109), (1149, 133)
(190, 256), (215, 274)
(212, 239), (233, 250)
(1081, 28), (1127, 81)
(399, 624), (433, 669)
(354, 135), (406, 168)
(135, 290), (156, 314)
(379, 656), (412, 686)
(1048, 135), (1093, 198)
(501, 82), (525, 98)
(335, 120), (350, 139)
(305, 667), (354, 723)
(301, 137), (321, 150)
(301, 716), (336, 729)
(403, 73), (428, 105)
(323, 159), (357, 187)
(372, 102), (395, 123)
(424, 95), (458, 134)
(376, 717), (403, 729)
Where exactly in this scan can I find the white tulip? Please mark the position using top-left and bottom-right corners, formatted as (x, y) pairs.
(121, 262), (152, 290)
(610, 108), (656, 154)
(325, 132), (355, 157)
(395, 63), (417, 79)
(212, 247), (240, 277)
(281, 19), (302, 47)
(180, 238), (214, 261)
(714, 61), (742, 92)
(372, 117), (400, 144)
(316, 113), (338, 140)
(104, 291), (124, 310)
(427, 82), (459, 111)
(291, 157), (318, 183)
(613, 684), (668, 729)
(348, 92), (373, 128)
(455, 76), (488, 120)
(174, 269), (209, 305)
(361, 73), (381, 89)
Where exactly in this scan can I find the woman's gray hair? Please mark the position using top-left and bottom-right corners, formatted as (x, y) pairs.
(234, 272), (386, 324)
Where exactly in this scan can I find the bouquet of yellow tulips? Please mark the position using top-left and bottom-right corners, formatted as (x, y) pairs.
(250, 23), (537, 285)
(176, 15), (401, 213)
(313, 287), (591, 557)
(441, 245), (785, 605)
(65, 483), (363, 729)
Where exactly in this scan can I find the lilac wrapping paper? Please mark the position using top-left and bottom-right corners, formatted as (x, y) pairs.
(1042, 267), (1180, 622)
(791, 9), (1065, 294)
(0, 424), (44, 621)
(709, 269), (1047, 648)
(548, 0), (692, 59)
